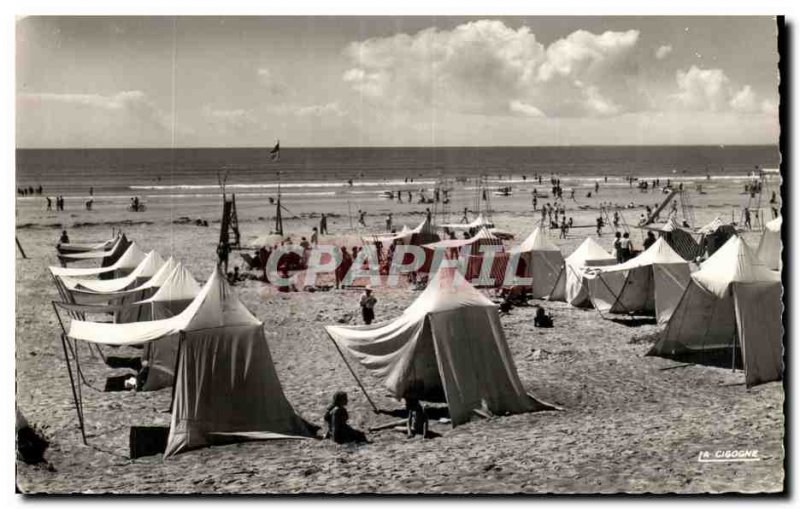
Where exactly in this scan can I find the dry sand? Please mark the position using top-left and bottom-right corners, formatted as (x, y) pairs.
(15, 178), (784, 494)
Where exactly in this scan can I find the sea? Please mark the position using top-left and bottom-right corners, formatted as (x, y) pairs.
(15, 145), (780, 199)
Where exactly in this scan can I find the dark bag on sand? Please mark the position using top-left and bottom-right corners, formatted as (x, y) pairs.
(534, 315), (554, 328)
(17, 426), (49, 464)
(129, 426), (170, 459)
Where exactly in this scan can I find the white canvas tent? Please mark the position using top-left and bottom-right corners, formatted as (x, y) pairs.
(757, 216), (782, 271)
(439, 213), (494, 231)
(509, 227), (565, 299)
(129, 262), (203, 390)
(65, 267), (314, 456)
(556, 237), (617, 307)
(584, 237), (691, 323)
(57, 235), (118, 255)
(361, 217), (440, 245)
(50, 242), (146, 279)
(60, 250), (165, 304)
(648, 236), (782, 387)
(325, 268), (553, 426)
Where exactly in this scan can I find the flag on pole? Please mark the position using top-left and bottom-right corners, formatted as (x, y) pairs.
(270, 141), (280, 161)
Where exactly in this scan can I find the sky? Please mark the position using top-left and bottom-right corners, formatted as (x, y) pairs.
(16, 16), (781, 148)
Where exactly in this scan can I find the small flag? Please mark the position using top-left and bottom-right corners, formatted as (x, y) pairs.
(270, 141), (280, 161)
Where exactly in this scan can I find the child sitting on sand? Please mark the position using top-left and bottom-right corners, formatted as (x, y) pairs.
(534, 305), (554, 328)
(405, 398), (429, 439)
(324, 391), (368, 444)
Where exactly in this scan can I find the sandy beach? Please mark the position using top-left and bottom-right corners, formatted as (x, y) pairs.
(14, 174), (784, 494)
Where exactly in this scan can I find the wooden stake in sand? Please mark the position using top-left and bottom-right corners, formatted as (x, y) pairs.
(16, 237), (27, 259)
(326, 334), (380, 413)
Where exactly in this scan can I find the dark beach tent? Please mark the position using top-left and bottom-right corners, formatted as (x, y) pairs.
(57, 235), (118, 255)
(325, 268), (555, 426)
(584, 237), (691, 324)
(696, 216), (737, 258)
(50, 241), (146, 280)
(648, 236), (782, 387)
(641, 217), (701, 261)
(508, 226), (565, 299)
(757, 216), (782, 271)
(56, 233), (132, 270)
(65, 267), (315, 456)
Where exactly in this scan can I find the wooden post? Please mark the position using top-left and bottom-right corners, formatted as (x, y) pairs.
(16, 237), (27, 259)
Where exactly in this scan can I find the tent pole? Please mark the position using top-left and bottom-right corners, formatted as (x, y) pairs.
(326, 334), (380, 413)
(168, 333), (184, 413)
(52, 301), (93, 388)
(544, 264), (565, 300)
(60, 333), (87, 445)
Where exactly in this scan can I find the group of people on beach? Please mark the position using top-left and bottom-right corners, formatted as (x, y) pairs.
(17, 186), (43, 196)
(45, 195), (66, 211)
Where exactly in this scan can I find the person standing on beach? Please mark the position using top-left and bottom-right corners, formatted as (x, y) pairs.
(744, 208), (752, 229)
(217, 241), (230, 273)
(620, 233), (633, 262)
(311, 227), (319, 246)
(594, 181), (600, 194)
(358, 209), (366, 227)
(45, 196), (51, 211)
(613, 232), (623, 262)
(58, 230), (70, 245)
(770, 192), (779, 218)
(461, 208), (469, 223)
(643, 231), (656, 250)
(386, 213), (393, 232)
(319, 213), (328, 235)
(596, 216), (604, 237)
(360, 287), (377, 325)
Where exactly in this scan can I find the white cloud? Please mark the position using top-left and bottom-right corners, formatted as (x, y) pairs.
(296, 102), (346, 118)
(655, 45), (673, 60)
(509, 100), (545, 117)
(342, 20), (642, 118)
(760, 99), (779, 116)
(729, 85), (759, 113)
(671, 66), (776, 116)
(582, 85), (621, 116)
(536, 29), (640, 82)
(202, 106), (257, 133)
(672, 66), (731, 111)
(17, 91), (172, 147)
(257, 68), (289, 96)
